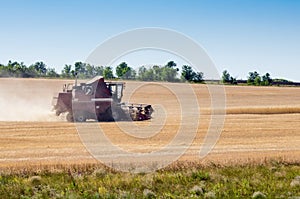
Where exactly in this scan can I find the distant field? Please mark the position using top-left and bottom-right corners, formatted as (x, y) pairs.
(0, 78), (300, 170)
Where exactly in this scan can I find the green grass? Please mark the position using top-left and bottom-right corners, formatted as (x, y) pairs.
(0, 162), (299, 199)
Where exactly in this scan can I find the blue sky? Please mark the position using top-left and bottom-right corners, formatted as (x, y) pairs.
(0, 0), (299, 81)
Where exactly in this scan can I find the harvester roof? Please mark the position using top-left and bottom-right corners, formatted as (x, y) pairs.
(86, 76), (104, 84)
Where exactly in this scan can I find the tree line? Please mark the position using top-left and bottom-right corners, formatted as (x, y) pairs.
(222, 70), (273, 86)
(0, 60), (204, 83)
(0, 61), (59, 78)
(1, 60), (297, 86)
(222, 70), (300, 86)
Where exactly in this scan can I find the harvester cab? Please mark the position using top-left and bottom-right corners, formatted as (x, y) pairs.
(52, 76), (153, 122)
(107, 82), (124, 103)
(63, 83), (74, 92)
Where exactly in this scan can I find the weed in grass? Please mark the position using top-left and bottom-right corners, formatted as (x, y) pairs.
(204, 191), (216, 199)
(191, 170), (210, 181)
(252, 191), (266, 199)
(274, 171), (287, 179)
(189, 185), (204, 196)
(28, 176), (42, 186)
(290, 176), (300, 188)
(143, 188), (156, 198)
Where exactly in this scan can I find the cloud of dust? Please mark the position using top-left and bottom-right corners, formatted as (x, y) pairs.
(0, 78), (68, 121)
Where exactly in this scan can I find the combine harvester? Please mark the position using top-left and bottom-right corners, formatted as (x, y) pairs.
(52, 76), (153, 122)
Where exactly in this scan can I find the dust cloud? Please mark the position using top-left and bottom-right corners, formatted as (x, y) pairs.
(0, 78), (71, 121)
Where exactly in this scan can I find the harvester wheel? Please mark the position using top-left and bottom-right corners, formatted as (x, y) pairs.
(110, 106), (127, 121)
(55, 110), (61, 116)
(66, 113), (74, 122)
(98, 108), (114, 122)
(111, 108), (121, 121)
(74, 112), (87, 122)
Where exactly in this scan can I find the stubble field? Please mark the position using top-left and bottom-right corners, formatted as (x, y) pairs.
(0, 78), (300, 171)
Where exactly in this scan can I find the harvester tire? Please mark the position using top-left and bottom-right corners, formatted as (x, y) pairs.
(110, 106), (127, 121)
(111, 108), (121, 121)
(66, 113), (74, 122)
(74, 112), (87, 122)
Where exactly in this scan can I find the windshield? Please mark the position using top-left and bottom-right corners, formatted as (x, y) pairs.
(108, 84), (123, 102)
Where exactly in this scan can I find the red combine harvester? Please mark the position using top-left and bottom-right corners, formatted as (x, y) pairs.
(52, 76), (153, 122)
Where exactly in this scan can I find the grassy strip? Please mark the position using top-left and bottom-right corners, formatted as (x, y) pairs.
(0, 162), (299, 199)
(198, 106), (300, 115)
(226, 106), (300, 115)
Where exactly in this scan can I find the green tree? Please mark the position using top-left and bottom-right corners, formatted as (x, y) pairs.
(181, 65), (204, 83)
(152, 65), (162, 81)
(94, 66), (104, 76)
(19, 62), (35, 78)
(46, 68), (59, 78)
(181, 65), (195, 81)
(27, 65), (38, 77)
(166, 61), (177, 68)
(138, 66), (150, 81)
(254, 76), (261, 86)
(12, 62), (24, 77)
(222, 70), (231, 83)
(247, 71), (260, 85)
(145, 68), (155, 81)
(130, 69), (137, 80)
(230, 76), (237, 85)
(163, 61), (179, 82)
(74, 62), (86, 78)
(137, 66), (155, 81)
(6, 60), (14, 75)
(193, 72), (204, 83)
(62, 64), (72, 78)
(138, 64), (179, 82)
(4, 61), (34, 77)
(4, 60), (17, 76)
(262, 73), (272, 86)
(0, 64), (4, 77)
(116, 62), (134, 79)
(161, 66), (178, 82)
(32, 61), (47, 76)
(222, 70), (237, 84)
(103, 66), (114, 79)
(85, 64), (95, 78)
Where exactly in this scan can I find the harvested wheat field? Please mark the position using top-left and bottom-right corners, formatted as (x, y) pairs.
(0, 78), (300, 171)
